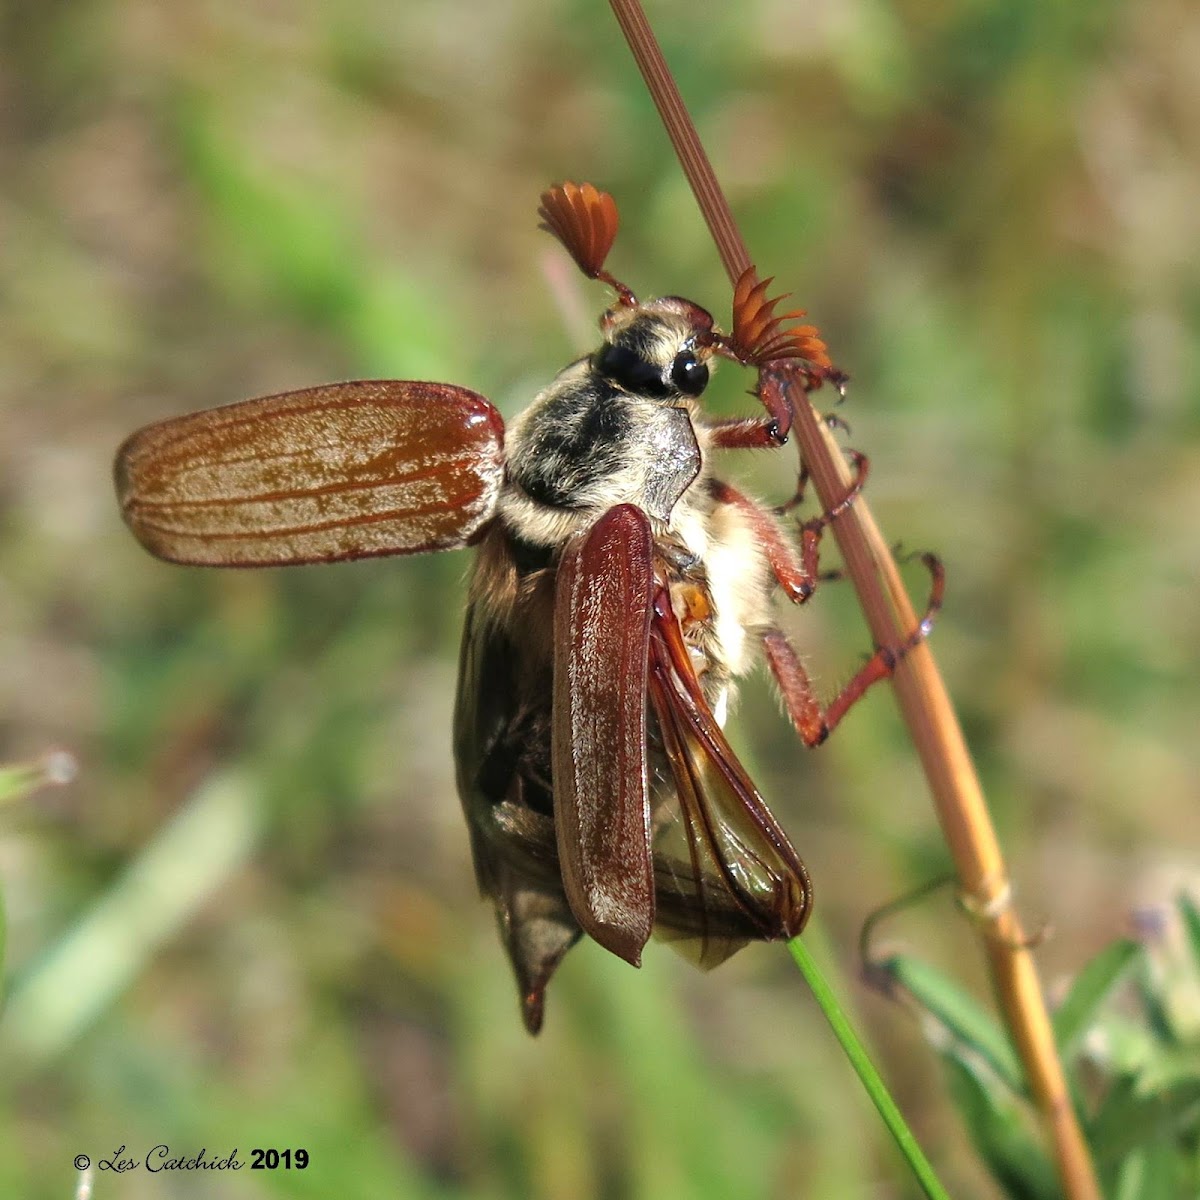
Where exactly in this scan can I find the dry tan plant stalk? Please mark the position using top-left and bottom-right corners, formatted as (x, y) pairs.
(607, 1), (1102, 1197)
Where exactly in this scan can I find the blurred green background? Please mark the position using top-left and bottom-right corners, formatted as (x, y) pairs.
(1, 0), (1197, 1196)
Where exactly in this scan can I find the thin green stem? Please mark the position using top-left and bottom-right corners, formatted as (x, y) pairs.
(788, 937), (953, 1200)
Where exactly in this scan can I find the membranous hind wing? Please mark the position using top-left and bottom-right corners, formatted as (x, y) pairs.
(115, 381), (505, 566)
(552, 504), (656, 968)
(455, 503), (657, 1031)
(454, 578), (581, 1036)
(647, 585), (812, 967)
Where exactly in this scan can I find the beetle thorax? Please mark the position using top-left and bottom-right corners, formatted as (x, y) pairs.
(494, 299), (773, 706)
(496, 301), (721, 545)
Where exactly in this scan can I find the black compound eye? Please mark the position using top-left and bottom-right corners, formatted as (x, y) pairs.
(595, 343), (671, 398)
(670, 351), (709, 397)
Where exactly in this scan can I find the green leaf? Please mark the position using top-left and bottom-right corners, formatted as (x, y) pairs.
(1178, 893), (1200, 972)
(1136, 958), (1180, 1049)
(1113, 1139), (1186, 1200)
(1089, 1013), (1163, 1080)
(877, 953), (1025, 1096)
(1136, 1048), (1200, 1094)
(1090, 1077), (1200, 1169)
(1053, 937), (1141, 1054)
(942, 1054), (1058, 1200)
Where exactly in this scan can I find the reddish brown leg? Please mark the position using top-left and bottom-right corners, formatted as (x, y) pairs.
(710, 454), (866, 604)
(708, 409), (850, 455)
(776, 449), (868, 516)
(762, 551), (945, 745)
(776, 461), (812, 516)
(753, 368), (795, 440)
(709, 480), (819, 603)
(707, 416), (788, 450)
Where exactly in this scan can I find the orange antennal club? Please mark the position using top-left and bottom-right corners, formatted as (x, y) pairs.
(727, 267), (832, 377)
(538, 182), (636, 306)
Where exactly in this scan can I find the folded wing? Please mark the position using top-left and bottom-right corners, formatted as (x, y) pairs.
(647, 588), (812, 967)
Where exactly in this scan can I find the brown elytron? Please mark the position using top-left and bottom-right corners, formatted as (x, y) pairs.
(114, 183), (938, 1032)
(116, 381), (504, 566)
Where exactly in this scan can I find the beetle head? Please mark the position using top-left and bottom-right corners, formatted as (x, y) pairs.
(594, 296), (718, 401)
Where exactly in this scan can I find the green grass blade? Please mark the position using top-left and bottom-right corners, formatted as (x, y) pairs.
(0, 752), (76, 986)
(1, 770), (262, 1065)
(788, 938), (953, 1200)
